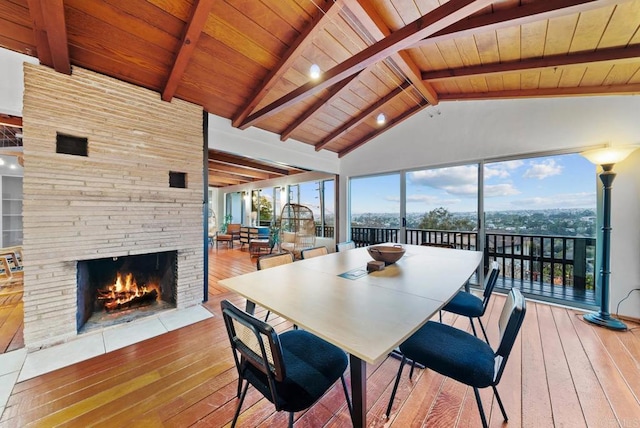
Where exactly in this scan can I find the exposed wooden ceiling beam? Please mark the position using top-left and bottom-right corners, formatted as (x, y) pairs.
(25, 0), (53, 67)
(239, 0), (493, 129)
(162, 0), (215, 102)
(280, 73), (360, 142)
(315, 81), (411, 151)
(349, 0), (438, 106)
(437, 84), (640, 101)
(208, 175), (244, 186)
(338, 100), (429, 158)
(210, 152), (290, 176)
(233, 0), (341, 128)
(208, 161), (272, 180)
(422, 46), (640, 81)
(209, 171), (253, 184)
(40, 0), (70, 74)
(0, 115), (22, 127)
(413, 0), (631, 47)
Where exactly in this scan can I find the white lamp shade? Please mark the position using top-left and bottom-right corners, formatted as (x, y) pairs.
(581, 145), (639, 166)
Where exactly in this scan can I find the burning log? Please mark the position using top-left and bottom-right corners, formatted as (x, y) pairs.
(98, 288), (158, 312)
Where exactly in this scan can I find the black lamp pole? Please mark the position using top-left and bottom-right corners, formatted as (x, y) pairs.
(583, 163), (627, 330)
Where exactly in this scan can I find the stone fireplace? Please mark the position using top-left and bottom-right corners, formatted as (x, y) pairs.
(77, 251), (178, 333)
(22, 64), (205, 350)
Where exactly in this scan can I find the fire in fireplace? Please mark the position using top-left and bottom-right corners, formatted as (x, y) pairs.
(77, 251), (177, 332)
(97, 271), (160, 312)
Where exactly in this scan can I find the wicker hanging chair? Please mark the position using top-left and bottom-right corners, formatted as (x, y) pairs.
(278, 203), (316, 258)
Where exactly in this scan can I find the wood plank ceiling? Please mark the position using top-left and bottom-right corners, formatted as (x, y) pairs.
(1, 0), (639, 187)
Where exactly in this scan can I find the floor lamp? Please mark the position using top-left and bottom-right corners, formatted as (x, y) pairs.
(581, 145), (639, 330)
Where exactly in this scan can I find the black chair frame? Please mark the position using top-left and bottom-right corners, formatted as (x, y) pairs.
(221, 300), (352, 428)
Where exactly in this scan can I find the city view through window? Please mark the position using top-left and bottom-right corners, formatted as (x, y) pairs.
(351, 154), (596, 237)
(350, 153), (598, 298)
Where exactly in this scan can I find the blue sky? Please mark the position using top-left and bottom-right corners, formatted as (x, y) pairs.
(351, 153), (597, 214)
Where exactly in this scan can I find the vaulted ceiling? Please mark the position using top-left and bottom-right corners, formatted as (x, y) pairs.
(1, 0), (639, 186)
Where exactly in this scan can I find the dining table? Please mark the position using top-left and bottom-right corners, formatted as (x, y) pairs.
(219, 243), (483, 427)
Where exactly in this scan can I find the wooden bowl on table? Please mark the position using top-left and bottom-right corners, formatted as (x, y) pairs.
(367, 245), (405, 265)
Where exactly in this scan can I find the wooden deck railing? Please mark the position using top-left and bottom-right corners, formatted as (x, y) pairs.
(351, 226), (596, 304)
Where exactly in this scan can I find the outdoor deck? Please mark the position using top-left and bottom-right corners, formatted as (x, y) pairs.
(0, 245), (639, 426)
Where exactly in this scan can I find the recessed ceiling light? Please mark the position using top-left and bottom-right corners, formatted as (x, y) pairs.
(376, 113), (386, 125)
(309, 64), (321, 80)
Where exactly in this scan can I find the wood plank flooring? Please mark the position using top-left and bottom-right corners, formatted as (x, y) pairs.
(1, 246), (639, 427)
(0, 280), (23, 354)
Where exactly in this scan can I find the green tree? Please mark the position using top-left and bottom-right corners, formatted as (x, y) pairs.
(418, 207), (475, 231)
(259, 196), (273, 222)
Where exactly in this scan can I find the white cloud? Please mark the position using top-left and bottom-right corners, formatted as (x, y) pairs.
(523, 159), (563, 179)
(484, 183), (521, 197)
(485, 160), (524, 180)
(442, 184), (477, 196)
(512, 192), (595, 208)
(502, 160), (525, 170)
(405, 194), (461, 206)
(405, 194), (439, 203)
(408, 165), (478, 196)
(484, 167), (510, 179)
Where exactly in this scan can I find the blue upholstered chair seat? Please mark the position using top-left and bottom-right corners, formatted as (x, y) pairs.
(243, 330), (348, 412)
(400, 320), (495, 388)
(440, 262), (501, 343)
(443, 291), (484, 317)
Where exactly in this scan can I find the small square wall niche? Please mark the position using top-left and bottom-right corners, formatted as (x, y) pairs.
(169, 171), (187, 188)
(56, 133), (88, 156)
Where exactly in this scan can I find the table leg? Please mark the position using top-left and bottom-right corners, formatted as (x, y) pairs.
(349, 354), (366, 428)
(245, 300), (256, 315)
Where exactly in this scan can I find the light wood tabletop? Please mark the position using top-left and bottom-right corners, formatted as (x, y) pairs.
(220, 243), (482, 428)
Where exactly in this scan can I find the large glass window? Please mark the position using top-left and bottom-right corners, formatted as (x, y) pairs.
(484, 153), (597, 296)
(288, 179), (335, 237)
(225, 192), (243, 225)
(347, 151), (597, 307)
(322, 180), (335, 238)
(251, 189), (274, 226)
(350, 174), (401, 244)
(405, 165), (478, 248)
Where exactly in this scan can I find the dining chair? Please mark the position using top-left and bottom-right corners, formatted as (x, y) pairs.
(221, 299), (352, 428)
(256, 252), (294, 322)
(386, 288), (526, 428)
(441, 261), (501, 343)
(300, 246), (328, 259)
(336, 241), (356, 252)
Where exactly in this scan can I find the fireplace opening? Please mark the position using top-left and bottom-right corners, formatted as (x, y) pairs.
(77, 251), (177, 333)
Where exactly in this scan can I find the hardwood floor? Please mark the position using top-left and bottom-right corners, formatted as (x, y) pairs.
(0, 279), (23, 354)
(1, 246), (639, 427)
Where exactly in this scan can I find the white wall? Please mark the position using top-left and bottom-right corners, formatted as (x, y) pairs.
(0, 48), (38, 116)
(610, 149), (640, 320)
(339, 96), (640, 319)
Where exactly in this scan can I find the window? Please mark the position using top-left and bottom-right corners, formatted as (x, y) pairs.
(484, 153), (597, 294)
(405, 165), (478, 247)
